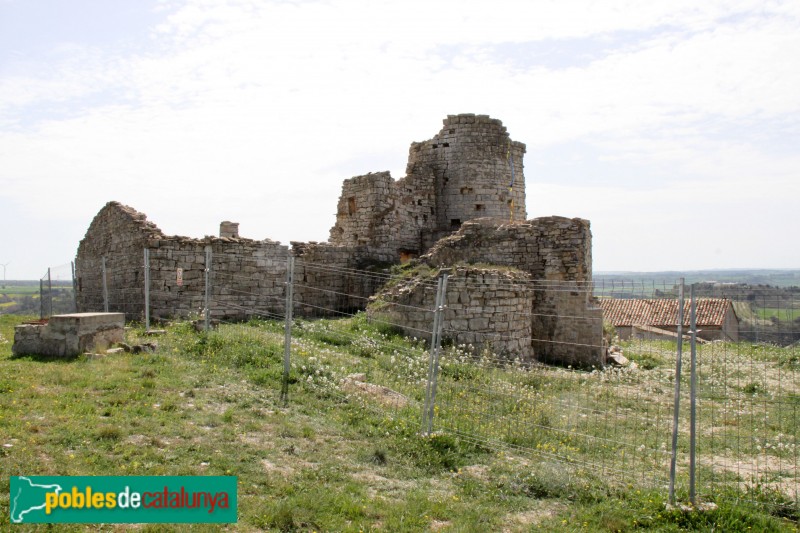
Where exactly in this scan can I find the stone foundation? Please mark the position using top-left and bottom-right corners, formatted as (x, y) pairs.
(12, 313), (125, 357)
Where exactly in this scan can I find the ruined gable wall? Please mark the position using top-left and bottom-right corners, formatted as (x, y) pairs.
(76, 202), (289, 321)
(76, 202), (162, 318)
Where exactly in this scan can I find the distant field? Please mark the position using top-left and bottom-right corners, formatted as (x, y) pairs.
(0, 285), (40, 296)
(756, 307), (800, 321)
(595, 269), (800, 288)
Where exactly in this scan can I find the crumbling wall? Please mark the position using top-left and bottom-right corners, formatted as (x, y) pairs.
(76, 202), (289, 321)
(147, 236), (288, 321)
(407, 114), (527, 237)
(75, 202), (162, 318)
(422, 217), (604, 367)
(369, 266), (534, 361)
(291, 242), (389, 316)
(329, 114), (526, 263)
(75, 114), (602, 368)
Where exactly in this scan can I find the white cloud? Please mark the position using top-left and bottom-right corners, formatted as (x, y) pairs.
(1, 0), (798, 276)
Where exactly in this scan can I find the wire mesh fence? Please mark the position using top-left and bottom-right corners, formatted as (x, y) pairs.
(38, 263), (76, 318)
(72, 249), (799, 512)
(692, 284), (799, 515)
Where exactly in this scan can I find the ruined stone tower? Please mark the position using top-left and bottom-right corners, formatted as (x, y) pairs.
(328, 114), (526, 263)
(407, 113), (526, 233)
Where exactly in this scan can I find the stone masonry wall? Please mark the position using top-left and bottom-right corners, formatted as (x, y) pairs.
(146, 236), (288, 321)
(329, 114), (526, 263)
(76, 202), (290, 321)
(407, 114), (527, 235)
(76, 114), (602, 368)
(291, 242), (388, 316)
(368, 266), (534, 361)
(422, 217), (604, 367)
(76, 202), (161, 319)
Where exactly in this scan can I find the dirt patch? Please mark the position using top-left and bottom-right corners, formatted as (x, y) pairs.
(460, 464), (490, 481)
(341, 374), (410, 409)
(703, 454), (798, 500)
(350, 470), (415, 499)
(261, 459), (295, 478)
(502, 501), (568, 531)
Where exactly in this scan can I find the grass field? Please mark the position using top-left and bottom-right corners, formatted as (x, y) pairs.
(754, 307), (800, 321)
(0, 314), (797, 531)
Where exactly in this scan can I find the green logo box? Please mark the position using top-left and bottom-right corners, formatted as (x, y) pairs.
(10, 476), (237, 524)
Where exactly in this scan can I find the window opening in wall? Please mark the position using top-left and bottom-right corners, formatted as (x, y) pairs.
(347, 197), (356, 215)
(450, 219), (461, 229)
(443, 143), (449, 147)
(417, 199), (423, 205)
(475, 204), (485, 211)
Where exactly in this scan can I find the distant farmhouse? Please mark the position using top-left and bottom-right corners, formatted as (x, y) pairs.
(599, 298), (739, 342)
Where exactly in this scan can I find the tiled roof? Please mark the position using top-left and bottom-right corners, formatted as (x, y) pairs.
(598, 298), (735, 327)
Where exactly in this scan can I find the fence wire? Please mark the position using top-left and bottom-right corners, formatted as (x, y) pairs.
(73, 251), (799, 512)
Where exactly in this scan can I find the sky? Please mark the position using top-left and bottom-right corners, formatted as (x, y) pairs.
(1, 0), (799, 280)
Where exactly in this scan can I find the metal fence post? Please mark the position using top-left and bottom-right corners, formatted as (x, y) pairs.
(281, 255), (295, 405)
(71, 261), (78, 313)
(39, 277), (44, 320)
(102, 256), (109, 313)
(422, 273), (448, 435)
(47, 267), (52, 317)
(669, 278), (686, 504)
(204, 246), (212, 332)
(144, 249), (151, 332)
(689, 284), (697, 505)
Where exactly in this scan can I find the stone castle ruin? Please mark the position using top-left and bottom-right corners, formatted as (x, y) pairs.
(75, 114), (603, 366)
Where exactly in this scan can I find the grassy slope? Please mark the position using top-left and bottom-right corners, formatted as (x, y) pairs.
(0, 314), (795, 532)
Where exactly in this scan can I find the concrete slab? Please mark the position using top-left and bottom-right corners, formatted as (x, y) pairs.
(12, 313), (125, 357)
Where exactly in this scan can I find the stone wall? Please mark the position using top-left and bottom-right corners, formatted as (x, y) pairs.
(147, 236), (288, 321)
(421, 217), (604, 367)
(329, 114), (526, 263)
(75, 114), (602, 367)
(75, 202), (160, 318)
(291, 242), (390, 317)
(368, 266), (534, 361)
(76, 202), (290, 321)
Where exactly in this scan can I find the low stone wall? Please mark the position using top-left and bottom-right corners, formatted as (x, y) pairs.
(292, 242), (390, 317)
(147, 237), (289, 321)
(12, 313), (125, 357)
(368, 266), (534, 361)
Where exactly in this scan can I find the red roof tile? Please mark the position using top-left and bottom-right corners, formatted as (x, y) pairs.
(598, 298), (735, 327)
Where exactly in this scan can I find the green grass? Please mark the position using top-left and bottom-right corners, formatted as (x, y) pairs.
(754, 307), (800, 321)
(0, 313), (796, 531)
